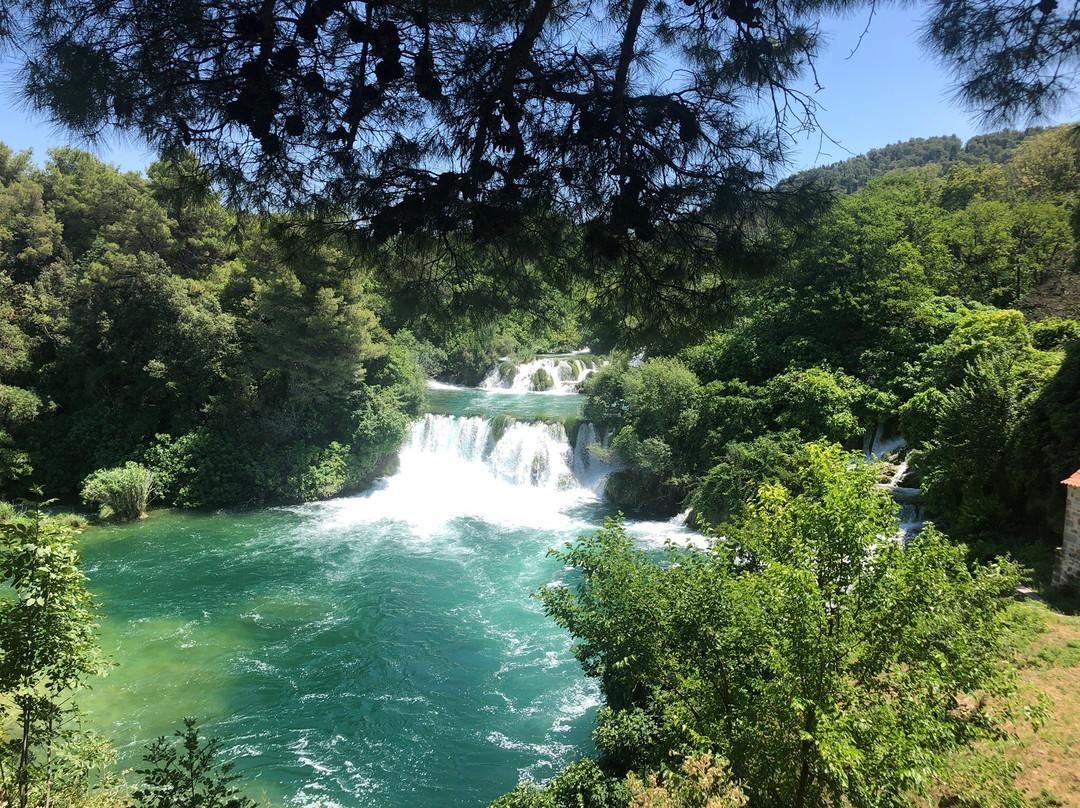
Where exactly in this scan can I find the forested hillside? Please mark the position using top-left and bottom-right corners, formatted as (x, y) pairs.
(583, 124), (1080, 549)
(794, 128), (1047, 194)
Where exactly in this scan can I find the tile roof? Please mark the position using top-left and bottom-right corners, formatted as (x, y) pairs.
(1063, 469), (1080, 487)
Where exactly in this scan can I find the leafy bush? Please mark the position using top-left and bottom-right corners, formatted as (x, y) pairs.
(81, 462), (155, 520)
(690, 431), (805, 528)
(292, 442), (355, 501)
(604, 429), (682, 515)
(1029, 318), (1080, 350)
(0, 509), (108, 808)
(763, 366), (871, 444)
(538, 444), (1024, 808)
(627, 754), (747, 808)
(131, 718), (254, 808)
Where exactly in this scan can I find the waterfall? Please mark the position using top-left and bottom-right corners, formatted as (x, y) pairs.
(409, 413), (491, 460)
(864, 421), (906, 459)
(407, 414), (599, 489)
(479, 355), (603, 394)
(323, 414), (613, 534)
(875, 458), (927, 541)
(860, 423), (929, 541)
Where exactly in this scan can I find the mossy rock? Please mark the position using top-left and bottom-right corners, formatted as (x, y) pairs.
(531, 368), (555, 391)
(490, 413), (515, 442)
(563, 416), (582, 447)
(877, 462), (900, 484)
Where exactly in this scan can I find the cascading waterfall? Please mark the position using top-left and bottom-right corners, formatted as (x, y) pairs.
(871, 454), (928, 540)
(863, 426), (928, 541)
(318, 413), (614, 536)
(407, 413), (608, 492)
(568, 421), (612, 496)
(479, 355), (603, 394)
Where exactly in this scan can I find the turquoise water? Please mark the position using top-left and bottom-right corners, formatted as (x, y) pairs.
(78, 403), (694, 808)
(426, 384), (584, 420)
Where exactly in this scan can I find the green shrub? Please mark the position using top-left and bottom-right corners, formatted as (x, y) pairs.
(131, 718), (255, 808)
(80, 462), (155, 520)
(293, 442), (356, 501)
(531, 367), (555, 391)
(689, 431), (805, 528)
(0, 509), (111, 808)
(1030, 318), (1080, 351)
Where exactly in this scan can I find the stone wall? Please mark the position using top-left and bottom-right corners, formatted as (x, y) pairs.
(1053, 484), (1080, 590)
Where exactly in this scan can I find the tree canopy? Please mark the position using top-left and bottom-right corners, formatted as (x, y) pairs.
(0, 0), (1075, 327)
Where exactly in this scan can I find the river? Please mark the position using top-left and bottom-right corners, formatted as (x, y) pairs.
(79, 388), (695, 808)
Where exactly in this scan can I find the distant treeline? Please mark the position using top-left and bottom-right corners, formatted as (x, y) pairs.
(792, 127), (1048, 195)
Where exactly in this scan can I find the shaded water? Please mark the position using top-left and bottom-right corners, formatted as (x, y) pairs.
(80, 399), (695, 808)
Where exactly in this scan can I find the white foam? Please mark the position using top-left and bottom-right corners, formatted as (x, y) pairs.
(426, 380), (469, 391)
(626, 517), (710, 551)
(312, 415), (608, 537)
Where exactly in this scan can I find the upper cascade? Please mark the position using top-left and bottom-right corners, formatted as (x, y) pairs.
(479, 353), (604, 394)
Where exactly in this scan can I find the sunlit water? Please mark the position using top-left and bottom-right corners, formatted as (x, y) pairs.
(426, 384), (587, 419)
(79, 395), (697, 808)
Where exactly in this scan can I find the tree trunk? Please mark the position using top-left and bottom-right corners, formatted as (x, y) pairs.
(793, 707), (817, 808)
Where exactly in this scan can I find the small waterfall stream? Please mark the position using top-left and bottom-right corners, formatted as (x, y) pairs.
(866, 425), (928, 540)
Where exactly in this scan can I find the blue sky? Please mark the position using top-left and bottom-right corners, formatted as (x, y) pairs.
(786, 3), (1003, 170)
(0, 4), (1070, 177)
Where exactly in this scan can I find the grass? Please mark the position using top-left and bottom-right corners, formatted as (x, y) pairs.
(919, 599), (1080, 807)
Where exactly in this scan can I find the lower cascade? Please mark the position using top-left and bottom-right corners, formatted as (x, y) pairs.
(406, 413), (610, 493)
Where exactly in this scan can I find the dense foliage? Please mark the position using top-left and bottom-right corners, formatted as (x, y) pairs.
(4, 0), (1074, 333)
(132, 719), (255, 808)
(582, 125), (1080, 546)
(0, 145), (426, 507)
(499, 446), (1023, 808)
(80, 462), (155, 521)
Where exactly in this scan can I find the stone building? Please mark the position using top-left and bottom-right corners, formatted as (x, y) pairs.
(1053, 469), (1080, 590)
